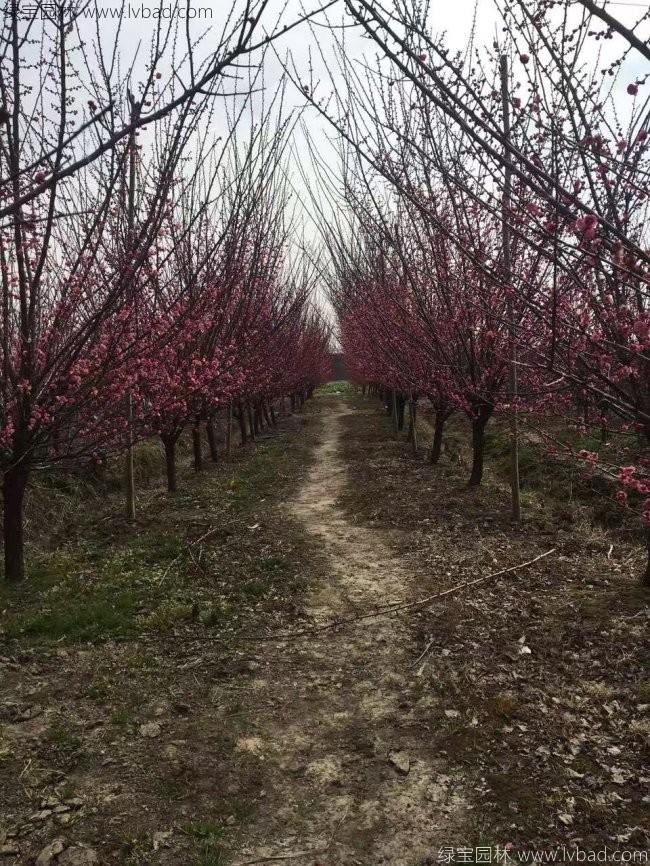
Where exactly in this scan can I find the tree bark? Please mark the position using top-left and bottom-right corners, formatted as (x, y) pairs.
(269, 403), (277, 427)
(408, 397), (418, 454)
(397, 395), (405, 431)
(247, 404), (256, 441)
(430, 408), (449, 464)
(192, 423), (203, 472)
(468, 408), (491, 487)
(237, 402), (247, 446)
(3, 466), (28, 582)
(161, 434), (178, 493)
(225, 403), (233, 455)
(206, 418), (218, 463)
(125, 391), (136, 520)
(644, 530), (650, 587)
(391, 389), (398, 432)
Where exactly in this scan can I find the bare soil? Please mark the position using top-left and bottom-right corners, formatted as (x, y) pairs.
(1, 392), (647, 866)
(232, 400), (465, 866)
(337, 393), (649, 855)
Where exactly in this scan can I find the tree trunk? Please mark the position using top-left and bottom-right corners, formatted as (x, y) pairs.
(269, 403), (277, 427)
(397, 395), (405, 431)
(408, 397), (418, 454)
(237, 402), (247, 446)
(161, 434), (178, 493)
(468, 409), (491, 487)
(643, 530), (650, 587)
(125, 392), (136, 520)
(430, 408), (448, 464)
(3, 466), (28, 582)
(290, 394), (296, 413)
(206, 418), (218, 463)
(247, 404), (256, 441)
(192, 423), (203, 472)
(225, 404), (233, 456)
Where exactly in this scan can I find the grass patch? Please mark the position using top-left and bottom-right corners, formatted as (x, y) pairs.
(0, 403), (325, 866)
(186, 820), (228, 866)
(42, 723), (88, 771)
(0, 414), (319, 646)
(316, 380), (356, 395)
(110, 707), (134, 728)
(2, 582), (138, 642)
(143, 600), (196, 631)
(186, 820), (227, 842)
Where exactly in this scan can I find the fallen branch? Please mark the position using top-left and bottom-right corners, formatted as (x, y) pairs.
(253, 547), (557, 642)
(231, 850), (328, 865)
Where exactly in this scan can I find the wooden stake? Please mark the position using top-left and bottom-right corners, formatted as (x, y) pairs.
(124, 93), (139, 521)
(500, 55), (521, 523)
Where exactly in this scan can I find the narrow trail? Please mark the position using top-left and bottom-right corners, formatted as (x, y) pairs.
(235, 399), (465, 866)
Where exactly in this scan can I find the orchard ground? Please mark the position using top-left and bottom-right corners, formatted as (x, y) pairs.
(0, 387), (648, 865)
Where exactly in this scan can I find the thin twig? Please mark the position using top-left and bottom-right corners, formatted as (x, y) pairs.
(232, 845), (329, 865)
(411, 548), (557, 667)
(251, 548), (557, 643)
(158, 525), (222, 582)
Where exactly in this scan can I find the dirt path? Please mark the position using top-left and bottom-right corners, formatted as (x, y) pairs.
(235, 400), (465, 866)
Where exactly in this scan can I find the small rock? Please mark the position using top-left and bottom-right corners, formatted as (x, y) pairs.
(152, 830), (172, 851)
(16, 705), (43, 722)
(139, 722), (162, 739)
(0, 843), (19, 856)
(35, 838), (66, 866)
(388, 750), (410, 775)
(58, 846), (99, 866)
(225, 815), (236, 826)
(558, 813), (574, 826)
(444, 709), (460, 719)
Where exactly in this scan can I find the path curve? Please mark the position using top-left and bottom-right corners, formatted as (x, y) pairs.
(235, 400), (464, 865)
